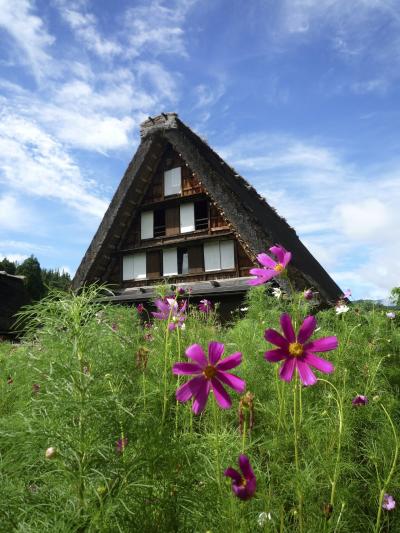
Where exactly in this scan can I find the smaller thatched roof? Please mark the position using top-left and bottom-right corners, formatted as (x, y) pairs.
(0, 272), (29, 334)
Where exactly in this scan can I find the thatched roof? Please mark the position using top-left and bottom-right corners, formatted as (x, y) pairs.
(72, 113), (342, 304)
(0, 272), (29, 333)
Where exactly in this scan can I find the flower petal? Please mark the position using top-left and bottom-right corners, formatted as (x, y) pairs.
(224, 467), (242, 483)
(249, 268), (276, 280)
(280, 313), (296, 342)
(176, 376), (205, 402)
(269, 245), (285, 263)
(215, 371), (245, 393)
(279, 358), (296, 381)
(264, 328), (289, 349)
(208, 341), (225, 365)
(297, 315), (317, 344)
(232, 484), (250, 500)
(256, 253), (276, 268)
(172, 362), (202, 375)
(264, 349), (288, 362)
(282, 251), (292, 267)
(192, 381), (211, 414)
(304, 336), (338, 353)
(296, 360), (317, 386)
(185, 344), (208, 368)
(239, 454), (254, 480)
(152, 311), (167, 320)
(303, 353), (334, 374)
(211, 378), (232, 409)
(216, 352), (242, 371)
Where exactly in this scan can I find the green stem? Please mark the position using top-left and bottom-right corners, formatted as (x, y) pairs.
(174, 326), (182, 435)
(212, 394), (222, 496)
(161, 309), (173, 425)
(293, 375), (303, 532)
(242, 418), (247, 453)
(319, 378), (345, 511)
(374, 404), (399, 533)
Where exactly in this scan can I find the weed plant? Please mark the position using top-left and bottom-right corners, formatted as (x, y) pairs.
(0, 284), (399, 532)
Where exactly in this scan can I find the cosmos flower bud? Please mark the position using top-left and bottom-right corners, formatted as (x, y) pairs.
(303, 289), (314, 301)
(45, 447), (56, 459)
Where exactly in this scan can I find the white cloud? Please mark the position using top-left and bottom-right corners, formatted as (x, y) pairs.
(59, 6), (122, 57)
(0, 252), (29, 264)
(124, 0), (197, 58)
(0, 195), (32, 231)
(275, 0), (400, 93)
(0, 113), (108, 217)
(0, 0), (55, 80)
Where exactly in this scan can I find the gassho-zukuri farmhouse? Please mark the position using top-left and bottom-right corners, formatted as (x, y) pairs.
(72, 113), (342, 310)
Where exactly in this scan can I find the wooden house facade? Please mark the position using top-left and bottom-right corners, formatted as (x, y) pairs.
(72, 113), (342, 306)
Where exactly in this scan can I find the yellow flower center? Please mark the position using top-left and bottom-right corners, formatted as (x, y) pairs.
(288, 342), (304, 357)
(239, 478), (247, 487)
(274, 263), (284, 272)
(203, 365), (217, 380)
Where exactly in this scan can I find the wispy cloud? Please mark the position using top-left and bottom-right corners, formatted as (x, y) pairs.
(0, 113), (108, 217)
(124, 0), (197, 58)
(0, 0), (55, 80)
(57, 3), (122, 57)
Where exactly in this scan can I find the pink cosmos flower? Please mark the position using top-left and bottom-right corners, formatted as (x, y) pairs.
(198, 299), (212, 313)
(248, 245), (291, 286)
(352, 395), (368, 406)
(264, 313), (337, 386)
(224, 454), (256, 500)
(172, 342), (245, 414)
(342, 289), (352, 299)
(152, 298), (187, 331)
(136, 303), (144, 314)
(383, 494), (396, 511)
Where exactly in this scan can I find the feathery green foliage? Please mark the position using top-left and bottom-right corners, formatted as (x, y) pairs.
(0, 285), (399, 532)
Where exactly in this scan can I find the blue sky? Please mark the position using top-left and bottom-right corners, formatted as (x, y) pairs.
(0, 0), (399, 300)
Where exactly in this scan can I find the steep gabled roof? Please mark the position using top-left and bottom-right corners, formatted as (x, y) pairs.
(72, 113), (342, 303)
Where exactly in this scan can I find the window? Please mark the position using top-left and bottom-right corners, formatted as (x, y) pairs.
(178, 247), (189, 274)
(204, 240), (235, 272)
(154, 208), (166, 237)
(164, 167), (181, 196)
(163, 248), (178, 276)
(141, 211), (153, 240)
(123, 253), (146, 280)
(195, 200), (208, 230)
(180, 202), (195, 233)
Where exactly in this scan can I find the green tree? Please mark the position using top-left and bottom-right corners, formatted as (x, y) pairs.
(16, 255), (45, 301)
(42, 268), (71, 292)
(390, 287), (400, 307)
(0, 257), (17, 275)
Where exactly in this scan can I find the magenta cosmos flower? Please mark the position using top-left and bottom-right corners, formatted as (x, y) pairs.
(172, 342), (245, 414)
(224, 454), (256, 500)
(352, 395), (368, 406)
(198, 299), (212, 313)
(136, 303), (144, 314)
(152, 298), (187, 331)
(264, 313), (337, 386)
(248, 245), (291, 286)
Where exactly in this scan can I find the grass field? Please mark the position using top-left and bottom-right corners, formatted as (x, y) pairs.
(0, 284), (399, 532)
